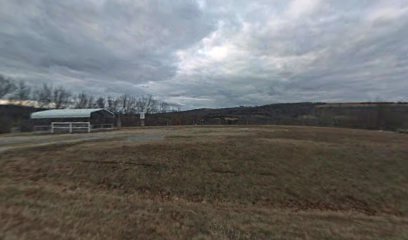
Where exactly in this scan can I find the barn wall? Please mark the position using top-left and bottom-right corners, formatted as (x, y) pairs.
(32, 117), (90, 126)
(90, 111), (115, 125)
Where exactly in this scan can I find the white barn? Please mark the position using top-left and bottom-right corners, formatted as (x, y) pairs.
(31, 109), (115, 133)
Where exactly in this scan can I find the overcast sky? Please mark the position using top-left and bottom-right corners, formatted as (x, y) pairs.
(0, 0), (407, 109)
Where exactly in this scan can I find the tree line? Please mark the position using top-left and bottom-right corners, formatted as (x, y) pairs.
(0, 75), (179, 114)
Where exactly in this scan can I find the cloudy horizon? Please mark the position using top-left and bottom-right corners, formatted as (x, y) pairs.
(1, 0), (407, 109)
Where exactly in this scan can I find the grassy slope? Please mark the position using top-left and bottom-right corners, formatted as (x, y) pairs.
(0, 126), (408, 239)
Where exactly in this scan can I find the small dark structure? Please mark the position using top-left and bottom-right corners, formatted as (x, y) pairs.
(31, 109), (115, 133)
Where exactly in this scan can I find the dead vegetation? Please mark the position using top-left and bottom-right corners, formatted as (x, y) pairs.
(1, 126), (408, 239)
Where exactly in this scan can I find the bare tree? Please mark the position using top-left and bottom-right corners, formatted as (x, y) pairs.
(118, 94), (129, 113)
(87, 96), (96, 108)
(9, 81), (31, 104)
(159, 101), (170, 113)
(149, 98), (159, 113)
(118, 94), (138, 114)
(75, 92), (90, 108)
(74, 93), (97, 109)
(53, 86), (72, 109)
(167, 103), (181, 112)
(0, 75), (16, 99)
(107, 96), (120, 112)
(136, 95), (158, 113)
(126, 96), (138, 114)
(34, 83), (53, 107)
(95, 97), (106, 108)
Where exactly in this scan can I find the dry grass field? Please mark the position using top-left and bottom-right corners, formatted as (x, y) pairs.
(0, 126), (408, 239)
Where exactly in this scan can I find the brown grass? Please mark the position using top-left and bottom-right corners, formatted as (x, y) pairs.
(1, 126), (408, 239)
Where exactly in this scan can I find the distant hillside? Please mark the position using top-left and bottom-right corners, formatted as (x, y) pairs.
(146, 102), (408, 131)
(315, 103), (408, 130)
(145, 102), (317, 125)
(1, 102), (408, 133)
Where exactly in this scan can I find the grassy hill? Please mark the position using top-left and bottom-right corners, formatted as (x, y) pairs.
(1, 126), (407, 239)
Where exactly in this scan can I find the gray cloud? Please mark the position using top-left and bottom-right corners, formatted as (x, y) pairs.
(0, 0), (407, 109)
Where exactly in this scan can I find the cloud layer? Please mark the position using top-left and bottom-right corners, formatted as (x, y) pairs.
(1, 0), (407, 108)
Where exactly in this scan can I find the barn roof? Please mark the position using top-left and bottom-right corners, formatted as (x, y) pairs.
(31, 109), (112, 119)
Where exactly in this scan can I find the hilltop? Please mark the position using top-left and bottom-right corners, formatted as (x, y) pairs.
(147, 102), (408, 130)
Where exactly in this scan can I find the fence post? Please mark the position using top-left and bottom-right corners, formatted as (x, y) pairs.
(69, 123), (72, 134)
